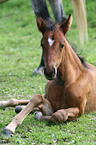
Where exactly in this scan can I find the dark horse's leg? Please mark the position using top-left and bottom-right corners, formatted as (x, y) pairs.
(31, 0), (50, 20)
(48, 0), (67, 23)
(31, 0), (50, 75)
(31, 0), (67, 75)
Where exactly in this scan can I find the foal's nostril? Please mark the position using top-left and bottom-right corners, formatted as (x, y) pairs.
(52, 67), (55, 77)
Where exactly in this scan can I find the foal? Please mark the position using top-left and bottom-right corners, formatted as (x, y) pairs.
(0, 14), (96, 136)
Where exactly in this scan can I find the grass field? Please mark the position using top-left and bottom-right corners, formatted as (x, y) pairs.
(0, 0), (96, 144)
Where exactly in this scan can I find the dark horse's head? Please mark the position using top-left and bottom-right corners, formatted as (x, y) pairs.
(36, 14), (72, 80)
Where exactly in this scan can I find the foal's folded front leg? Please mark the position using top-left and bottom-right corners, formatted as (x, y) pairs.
(50, 107), (80, 123)
(4, 94), (53, 137)
(35, 107), (80, 123)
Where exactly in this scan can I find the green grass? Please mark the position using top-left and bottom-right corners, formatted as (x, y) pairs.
(0, 0), (96, 144)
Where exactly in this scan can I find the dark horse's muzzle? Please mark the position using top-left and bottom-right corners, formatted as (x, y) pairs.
(44, 67), (57, 80)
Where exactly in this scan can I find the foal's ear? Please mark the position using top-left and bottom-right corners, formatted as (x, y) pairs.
(36, 16), (47, 34)
(60, 14), (72, 35)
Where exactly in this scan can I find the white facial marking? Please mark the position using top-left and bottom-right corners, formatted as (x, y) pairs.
(48, 37), (55, 47)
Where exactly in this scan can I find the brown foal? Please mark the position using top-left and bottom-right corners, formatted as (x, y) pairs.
(0, 14), (96, 136)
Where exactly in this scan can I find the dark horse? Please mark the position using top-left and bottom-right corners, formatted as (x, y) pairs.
(0, 15), (96, 137)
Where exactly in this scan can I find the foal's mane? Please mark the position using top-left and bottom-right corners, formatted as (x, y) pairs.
(45, 18), (57, 31)
(44, 18), (88, 69)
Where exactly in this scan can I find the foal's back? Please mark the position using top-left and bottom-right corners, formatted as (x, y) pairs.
(84, 65), (96, 113)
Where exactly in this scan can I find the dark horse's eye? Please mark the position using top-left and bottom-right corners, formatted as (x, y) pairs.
(60, 44), (64, 49)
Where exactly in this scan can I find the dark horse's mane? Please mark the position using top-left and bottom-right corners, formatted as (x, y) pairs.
(45, 18), (88, 69)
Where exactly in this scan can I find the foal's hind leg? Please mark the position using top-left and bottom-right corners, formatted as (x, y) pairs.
(0, 99), (29, 108)
(4, 94), (53, 136)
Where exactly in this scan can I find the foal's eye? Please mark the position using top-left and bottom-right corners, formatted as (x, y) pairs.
(60, 44), (64, 49)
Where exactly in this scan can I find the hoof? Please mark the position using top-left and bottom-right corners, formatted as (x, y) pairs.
(15, 106), (23, 113)
(35, 111), (43, 120)
(4, 129), (13, 137)
(32, 66), (44, 75)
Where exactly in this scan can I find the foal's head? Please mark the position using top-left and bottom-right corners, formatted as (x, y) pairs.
(36, 15), (72, 80)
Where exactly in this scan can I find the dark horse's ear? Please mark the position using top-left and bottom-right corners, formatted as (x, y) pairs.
(36, 16), (47, 34)
(60, 14), (72, 35)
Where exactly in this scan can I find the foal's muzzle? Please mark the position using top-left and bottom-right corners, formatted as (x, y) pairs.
(44, 67), (57, 80)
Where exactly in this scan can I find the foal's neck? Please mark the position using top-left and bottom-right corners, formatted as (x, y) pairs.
(58, 40), (86, 85)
